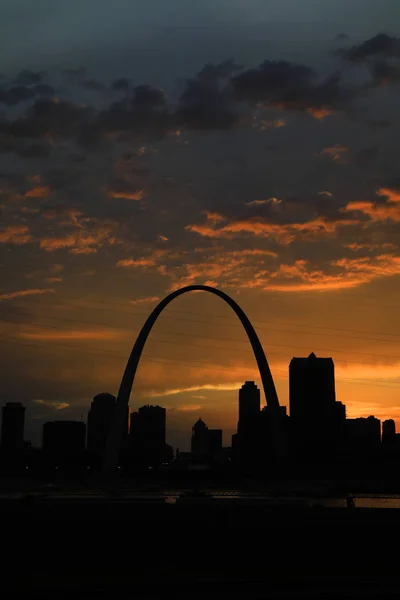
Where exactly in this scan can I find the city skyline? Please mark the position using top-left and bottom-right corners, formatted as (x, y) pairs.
(2, 349), (398, 454)
(0, 2), (399, 452)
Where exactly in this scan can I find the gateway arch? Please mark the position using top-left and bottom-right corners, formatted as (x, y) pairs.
(104, 285), (286, 469)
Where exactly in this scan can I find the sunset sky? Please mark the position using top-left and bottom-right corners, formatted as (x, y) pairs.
(1, 0), (400, 450)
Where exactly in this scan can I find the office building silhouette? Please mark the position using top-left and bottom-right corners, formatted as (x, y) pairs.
(1, 402), (25, 452)
(42, 420), (86, 462)
(191, 418), (209, 462)
(382, 419), (396, 445)
(191, 418), (222, 462)
(87, 393), (116, 457)
(208, 428), (223, 459)
(239, 381), (260, 422)
(235, 382), (263, 466)
(259, 405), (290, 460)
(130, 405), (170, 465)
(289, 352), (345, 458)
(346, 416), (381, 453)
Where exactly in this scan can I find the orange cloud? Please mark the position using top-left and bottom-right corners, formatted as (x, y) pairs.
(259, 118), (286, 131)
(70, 247), (97, 255)
(176, 404), (203, 412)
(0, 225), (32, 245)
(336, 362), (400, 382)
(130, 296), (161, 306)
(320, 145), (349, 161)
(230, 252), (400, 293)
(247, 197), (282, 206)
(0, 288), (55, 301)
(43, 208), (84, 227)
(164, 248), (278, 291)
(345, 242), (397, 252)
(204, 211), (224, 224)
(108, 189), (146, 201)
(186, 215), (356, 243)
(117, 258), (157, 268)
(33, 399), (69, 410)
(117, 250), (168, 268)
(19, 326), (125, 341)
(307, 107), (333, 120)
(344, 189), (400, 222)
(377, 187), (400, 203)
(24, 186), (50, 198)
(333, 254), (400, 277)
(39, 223), (116, 254)
(147, 382), (257, 398)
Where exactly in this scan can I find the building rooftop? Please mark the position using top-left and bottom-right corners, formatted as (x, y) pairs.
(290, 352), (333, 364)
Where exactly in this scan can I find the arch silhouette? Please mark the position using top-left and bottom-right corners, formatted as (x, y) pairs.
(104, 285), (286, 469)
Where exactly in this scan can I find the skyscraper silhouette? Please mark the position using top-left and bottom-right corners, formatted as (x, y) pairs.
(191, 419), (223, 462)
(208, 428), (223, 460)
(191, 418), (210, 462)
(382, 419), (396, 445)
(87, 393), (116, 458)
(236, 382), (262, 467)
(346, 416), (381, 453)
(1, 402), (25, 452)
(239, 381), (260, 423)
(289, 352), (344, 459)
(130, 405), (169, 465)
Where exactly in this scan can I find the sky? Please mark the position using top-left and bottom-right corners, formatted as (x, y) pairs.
(1, 0), (400, 451)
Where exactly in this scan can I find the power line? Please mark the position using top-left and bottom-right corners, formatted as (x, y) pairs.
(2, 310), (400, 364)
(3, 298), (400, 347)
(0, 333), (399, 390)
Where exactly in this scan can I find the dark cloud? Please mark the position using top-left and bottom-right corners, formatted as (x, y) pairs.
(33, 83), (56, 96)
(93, 84), (170, 142)
(231, 60), (352, 117)
(232, 60), (315, 105)
(0, 85), (35, 106)
(79, 78), (106, 91)
(111, 77), (132, 92)
(176, 60), (244, 129)
(339, 33), (400, 62)
(62, 67), (87, 79)
(0, 37), (396, 154)
(370, 60), (400, 85)
(14, 69), (43, 86)
(17, 143), (50, 158)
(0, 82), (56, 106)
(0, 78), (55, 106)
(9, 98), (94, 140)
(232, 59), (315, 106)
